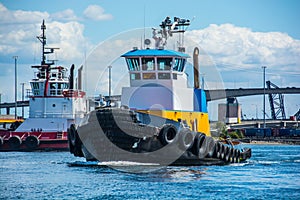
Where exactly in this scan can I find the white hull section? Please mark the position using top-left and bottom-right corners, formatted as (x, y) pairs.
(15, 118), (72, 132)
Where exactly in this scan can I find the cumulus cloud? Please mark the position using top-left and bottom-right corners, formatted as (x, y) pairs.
(0, 3), (90, 63)
(83, 5), (113, 21)
(0, 3), (49, 25)
(52, 9), (78, 21)
(43, 21), (88, 62)
(186, 24), (300, 71)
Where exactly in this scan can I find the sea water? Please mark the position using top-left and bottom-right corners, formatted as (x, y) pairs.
(1, 145), (299, 199)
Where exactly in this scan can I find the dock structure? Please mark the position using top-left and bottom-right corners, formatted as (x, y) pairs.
(205, 87), (300, 101)
(1, 87), (300, 115)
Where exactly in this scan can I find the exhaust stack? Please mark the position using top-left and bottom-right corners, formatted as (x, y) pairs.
(77, 65), (83, 90)
(69, 64), (74, 90)
(193, 47), (200, 89)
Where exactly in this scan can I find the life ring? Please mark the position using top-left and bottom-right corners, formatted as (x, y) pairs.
(8, 135), (22, 150)
(25, 135), (40, 150)
(158, 124), (178, 145)
(178, 128), (194, 150)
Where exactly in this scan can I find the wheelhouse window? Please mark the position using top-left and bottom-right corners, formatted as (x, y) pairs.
(57, 83), (67, 95)
(174, 58), (186, 72)
(50, 83), (56, 95)
(126, 58), (140, 71)
(158, 72), (171, 79)
(142, 57), (155, 71)
(49, 82), (68, 95)
(130, 73), (141, 80)
(142, 73), (156, 79)
(31, 82), (40, 95)
(157, 58), (172, 71)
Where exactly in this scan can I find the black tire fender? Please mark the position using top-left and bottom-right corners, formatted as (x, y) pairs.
(178, 128), (195, 150)
(8, 135), (22, 150)
(229, 148), (235, 163)
(215, 142), (222, 158)
(218, 143), (226, 159)
(234, 149), (241, 163)
(68, 124), (78, 146)
(25, 135), (40, 150)
(0, 136), (3, 147)
(158, 124), (178, 145)
(206, 137), (216, 158)
(192, 133), (206, 158)
(224, 146), (232, 162)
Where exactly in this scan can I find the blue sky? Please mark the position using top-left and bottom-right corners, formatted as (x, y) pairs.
(0, 0), (299, 120)
(3, 0), (300, 41)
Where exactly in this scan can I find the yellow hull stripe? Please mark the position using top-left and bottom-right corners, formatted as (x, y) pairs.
(0, 119), (24, 123)
(137, 110), (211, 137)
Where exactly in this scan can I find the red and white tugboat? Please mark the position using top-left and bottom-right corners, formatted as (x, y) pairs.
(0, 20), (87, 151)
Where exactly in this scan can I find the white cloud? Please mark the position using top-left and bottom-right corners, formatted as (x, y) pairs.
(186, 24), (300, 71)
(0, 3), (49, 25)
(52, 9), (78, 21)
(43, 21), (88, 62)
(0, 3), (91, 63)
(83, 5), (113, 21)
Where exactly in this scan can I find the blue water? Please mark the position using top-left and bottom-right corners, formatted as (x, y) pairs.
(1, 145), (300, 199)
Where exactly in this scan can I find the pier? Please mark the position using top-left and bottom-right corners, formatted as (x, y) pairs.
(1, 87), (300, 115)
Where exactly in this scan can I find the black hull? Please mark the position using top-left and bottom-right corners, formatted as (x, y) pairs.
(68, 108), (251, 166)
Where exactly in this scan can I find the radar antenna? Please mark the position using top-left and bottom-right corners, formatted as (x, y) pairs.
(152, 16), (190, 52)
(36, 20), (59, 66)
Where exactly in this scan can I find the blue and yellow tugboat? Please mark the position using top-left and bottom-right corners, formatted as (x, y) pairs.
(68, 17), (251, 166)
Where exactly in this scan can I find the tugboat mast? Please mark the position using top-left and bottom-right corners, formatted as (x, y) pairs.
(37, 20), (47, 65)
(152, 16), (190, 52)
(36, 20), (58, 66)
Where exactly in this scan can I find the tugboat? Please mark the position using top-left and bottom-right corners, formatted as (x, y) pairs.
(68, 17), (251, 166)
(0, 20), (87, 151)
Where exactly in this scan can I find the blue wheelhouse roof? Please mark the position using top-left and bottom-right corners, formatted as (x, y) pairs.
(121, 49), (190, 58)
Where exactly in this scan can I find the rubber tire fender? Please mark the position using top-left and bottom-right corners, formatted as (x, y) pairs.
(205, 137), (216, 158)
(8, 135), (22, 150)
(214, 142), (222, 159)
(229, 147), (235, 163)
(68, 124), (78, 146)
(158, 124), (178, 145)
(224, 146), (232, 162)
(234, 149), (241, 163)
(0, 136), (3, 148)
(25, 135), (40, 150)
(178, 128), (195, 150)
(192, 133), (206, 158)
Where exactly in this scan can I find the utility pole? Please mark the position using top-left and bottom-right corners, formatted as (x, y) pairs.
(108, 65), (112, 105)
(13, 56), (18, 119)
(108, 66), (112, 97)
(20, 83), (25, 118)
(262, 66), (267, 128)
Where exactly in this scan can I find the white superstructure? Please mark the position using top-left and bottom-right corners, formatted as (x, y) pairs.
(15, 20), (87, 133)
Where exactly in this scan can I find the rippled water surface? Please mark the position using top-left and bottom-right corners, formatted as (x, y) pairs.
(1, 145), (300, 199)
